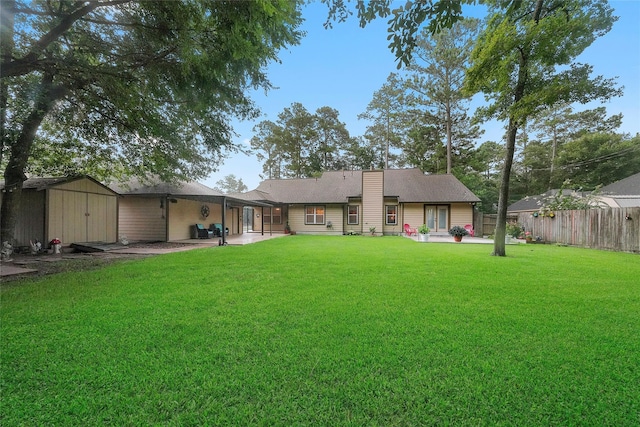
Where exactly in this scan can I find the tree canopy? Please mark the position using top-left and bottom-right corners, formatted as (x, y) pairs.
(0, 0), (304, 242)
(464, 0), (620, 256)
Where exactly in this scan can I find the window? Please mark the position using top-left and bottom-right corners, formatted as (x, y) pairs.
(264, 207), (282, 225)
(305, 205), (325, 225)
(386, 205), (398, 225)
(347, 205), (359, 225)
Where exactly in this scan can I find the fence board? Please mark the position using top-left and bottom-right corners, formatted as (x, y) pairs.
(517, 207), (640, 253)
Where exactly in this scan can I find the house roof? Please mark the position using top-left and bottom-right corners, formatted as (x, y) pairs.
(109, 177), (224, 197)
(251, 169), (480, 204)
(110, 177), (273, 207)
(507, 189), (584, 212)
(507, 195), (546, 212)
(600, 172), (640, 196)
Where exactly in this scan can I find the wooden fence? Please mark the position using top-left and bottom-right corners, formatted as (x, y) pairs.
(475, 213), (518, 237)
(516, 207), (640, 253)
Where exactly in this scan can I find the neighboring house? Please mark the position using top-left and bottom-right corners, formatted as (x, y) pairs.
(237, 169), (480, 235)
(507, 189), (586, 214)
(110, 178), (270, 243)
(0, 176), (118, 248)
(598, 172), (640, 208)
(508, 172), (640, 214)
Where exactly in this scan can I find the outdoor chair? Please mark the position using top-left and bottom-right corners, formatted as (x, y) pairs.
(209, 223), (221, 237)
(209, 223), (229, 237)
(464, 224), (475, 237)
(404, 223), (417, 236)
(194, 223), (214, 239)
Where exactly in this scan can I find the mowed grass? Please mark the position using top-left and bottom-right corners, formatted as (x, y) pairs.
(2, 236), (639, 425)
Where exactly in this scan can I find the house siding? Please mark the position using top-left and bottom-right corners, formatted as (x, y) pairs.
(450, 203), (474, 228)
(362, 170), (384, 235)
(403, 203), (424, 230)
(118, 197), (167, 242)
(167, 199), (223, 241)
(288, 204), (343, 234)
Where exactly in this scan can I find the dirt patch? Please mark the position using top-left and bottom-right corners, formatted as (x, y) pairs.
(1, 242), (194, 283)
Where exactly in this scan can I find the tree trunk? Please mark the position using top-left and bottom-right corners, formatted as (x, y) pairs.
(1, 73), (64, 244)
(492, 119), (518, 256)
(1, 0), (16, 167)
(446, 102), (452, 174)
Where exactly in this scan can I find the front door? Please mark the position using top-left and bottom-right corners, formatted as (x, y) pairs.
(425, 205), (449, 232)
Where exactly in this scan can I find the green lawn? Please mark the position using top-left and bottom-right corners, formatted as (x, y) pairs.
(2, 236), (639, 425)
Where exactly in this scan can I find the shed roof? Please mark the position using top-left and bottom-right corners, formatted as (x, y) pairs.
(0, 175), (117, 194)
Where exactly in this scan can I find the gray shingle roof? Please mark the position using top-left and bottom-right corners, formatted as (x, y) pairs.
(0, 176), (116, 193)
(252, 169), (480, 204)
(600, 172), (640, 196)
(110, 177), (223, 197)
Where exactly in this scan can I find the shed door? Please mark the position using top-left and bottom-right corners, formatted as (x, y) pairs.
(49, 189), (117, 244)
(87, 193), (117, 242)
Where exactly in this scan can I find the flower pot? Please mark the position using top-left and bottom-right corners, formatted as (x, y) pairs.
(53, 243), (61, 254)
(454, 236), (462, 242)
(418, 233), (430, 242)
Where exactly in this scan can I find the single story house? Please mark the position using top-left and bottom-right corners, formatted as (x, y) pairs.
(237, 169), (480, 235)
(110, 178), (271, 243)
(507, 189), (585, 214)
(598, 172), (640, 208)
(0, 176), (118, 248)
(508, 172), (640, 215)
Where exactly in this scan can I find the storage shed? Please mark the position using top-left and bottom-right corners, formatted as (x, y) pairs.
(0, 176), (118, 248)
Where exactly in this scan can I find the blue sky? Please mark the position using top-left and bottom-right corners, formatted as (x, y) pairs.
(203, 1), (640, 191)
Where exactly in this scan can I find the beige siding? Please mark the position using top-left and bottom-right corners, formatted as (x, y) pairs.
(450, 203), (474, 228)
(118, 197), (167, 242)
(87, 193), (117, 242)
(326, 205), (344, 234)
(55, 177), (114, 196)
(167, 199), (225, 241)
(46, 188), (117, 244)
(287, 204), (343, 234)
(362, 170), (383, 235)
(287, 205), (305, 232)
(402, 203), (424, 230)
(2, 191), (46, 247)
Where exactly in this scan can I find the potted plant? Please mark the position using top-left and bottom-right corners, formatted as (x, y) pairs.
(284, 222), (291, 234)
(505, 222), (522, 244)
(448, 225), (469, 242)
(369, 226), (376, 236)
(417, 224), (430, 242)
